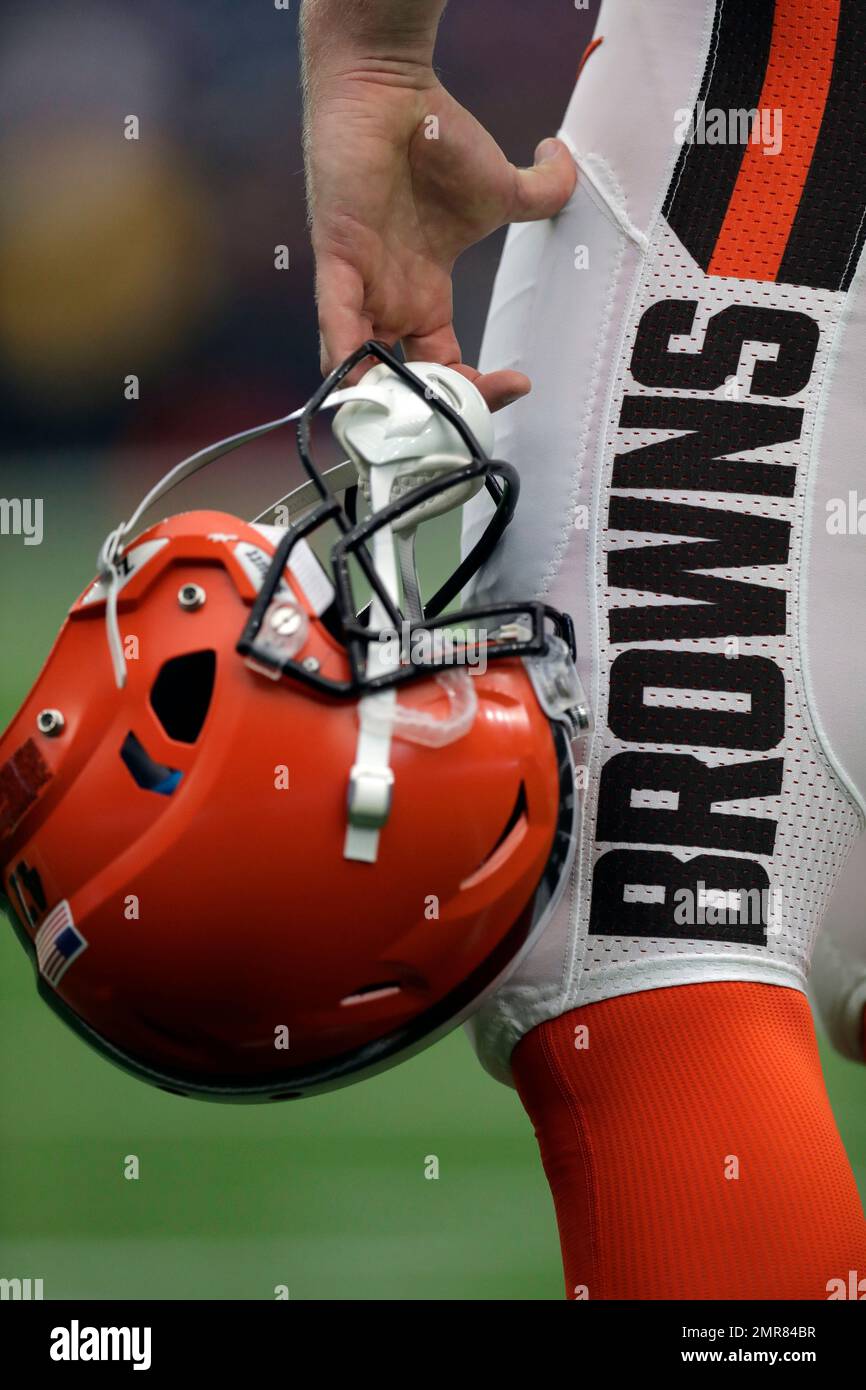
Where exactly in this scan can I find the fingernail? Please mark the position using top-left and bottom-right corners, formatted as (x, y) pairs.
(534, 138), (560, 165)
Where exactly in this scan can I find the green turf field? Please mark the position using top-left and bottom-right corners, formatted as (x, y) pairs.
(1, 459), (864, 1300)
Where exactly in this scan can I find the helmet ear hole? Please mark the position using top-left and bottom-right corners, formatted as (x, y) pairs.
(150, 651), (216, 743)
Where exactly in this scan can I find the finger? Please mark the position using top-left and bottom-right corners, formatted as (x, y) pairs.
(315, 255), (373, 376)
(401, 326), (520, 410)
(510, 137), (576, 223)
(401, 320), (463, 369)
(451, 364), (531, 413)
(403, 322), (530, 412)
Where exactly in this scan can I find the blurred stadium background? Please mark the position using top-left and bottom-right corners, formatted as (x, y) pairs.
(0, 0), (863, 1300)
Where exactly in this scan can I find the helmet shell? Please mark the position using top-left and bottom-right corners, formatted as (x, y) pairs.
(0, 511), (575, 1098)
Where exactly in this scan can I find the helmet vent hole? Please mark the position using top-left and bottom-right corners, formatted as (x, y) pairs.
(340, 981), (403, 1007)
(150, 650), (216, 744)
(120, 731), (183, 796)
(479, 782), (528, 868)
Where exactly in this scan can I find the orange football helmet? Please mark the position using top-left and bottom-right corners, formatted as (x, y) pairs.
(0, 342), (590, 1099)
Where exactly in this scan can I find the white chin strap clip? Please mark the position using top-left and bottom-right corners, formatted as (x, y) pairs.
(336, 362), (493, 864)
(347, 762), (395, 832)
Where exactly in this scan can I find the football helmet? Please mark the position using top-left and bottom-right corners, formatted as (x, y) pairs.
(0, 341), (590, 1099)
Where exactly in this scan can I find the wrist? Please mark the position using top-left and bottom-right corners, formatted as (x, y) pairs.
(301, 0), (444, 83)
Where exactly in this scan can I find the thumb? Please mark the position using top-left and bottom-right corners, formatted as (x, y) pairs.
(511, 137), (576, 222)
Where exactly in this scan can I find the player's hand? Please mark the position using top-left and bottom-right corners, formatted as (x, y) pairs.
(304, 63), (576, 411)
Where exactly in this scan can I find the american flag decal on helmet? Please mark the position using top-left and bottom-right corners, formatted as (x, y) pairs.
(35, 901), (87, 986)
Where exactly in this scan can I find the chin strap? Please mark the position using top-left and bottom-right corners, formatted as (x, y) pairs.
(342, 465), (482, 863)
(396, 531), (424, 624)
(93, 372), (386, 686)
(251, 460), (359, 525)
(97, 404), (317, 688)
(344, 463), (401, 864)
(104, 574), (127, 689)
(96, 393), (375, 688)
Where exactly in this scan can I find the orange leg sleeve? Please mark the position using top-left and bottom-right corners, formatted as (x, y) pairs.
(513, 982), (866, 1300)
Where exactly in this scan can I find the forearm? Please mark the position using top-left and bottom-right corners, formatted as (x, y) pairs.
(301, 0), (447, 80)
